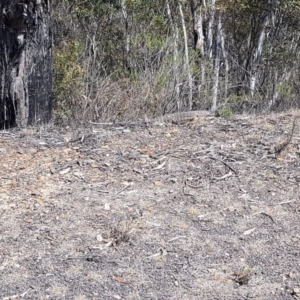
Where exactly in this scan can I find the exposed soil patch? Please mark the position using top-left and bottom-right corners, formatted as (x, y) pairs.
(1, 112), (300, 299)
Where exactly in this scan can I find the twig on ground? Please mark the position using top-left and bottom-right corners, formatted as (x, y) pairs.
(274, 117), (297, 155)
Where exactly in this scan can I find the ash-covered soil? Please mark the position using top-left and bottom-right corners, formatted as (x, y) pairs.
(1, 112), (300, 300)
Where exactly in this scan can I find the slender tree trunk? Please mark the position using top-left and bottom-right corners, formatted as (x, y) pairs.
(219, 14), (228, 99)
(250, 0), (276, 96)
(179, 2), (193, 110)
(206, 0), (216, 59)
(191, 0), (218, 109)
(166, 0), (180, 108)
(269, 68), (278, 109)
(0, 0), (52, 129)
(120, 0), (130, 70)
(269, 68), (292, 109)
(190, 0), (206, 103)
(211, 13), (221, 113)
(191, 0), (205, 56)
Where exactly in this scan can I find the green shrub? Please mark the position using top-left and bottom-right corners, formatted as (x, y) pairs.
(53, 41), (85, 117)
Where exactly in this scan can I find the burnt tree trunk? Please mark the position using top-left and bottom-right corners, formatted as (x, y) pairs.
(0, 0), (52, 129)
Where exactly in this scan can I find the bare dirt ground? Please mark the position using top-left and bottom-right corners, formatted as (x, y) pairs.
(1, 112), (300, 300)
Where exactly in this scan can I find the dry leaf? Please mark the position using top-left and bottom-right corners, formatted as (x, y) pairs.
(50, 166), (56, 174)
(73, 172), (83, 177)
(293, 288), (300, 296)
(243, 227), (256, 235)
(11, 181), (17, 187)
(268, 173), (276, 179)
(153, 161), (166, 170)
(60, 167), (70, 175)
(96, 234), (103, 242)
(113, 276), (130, 284)
(3, 295), (18, 300)
(169, 129), (180, 135)
(105, 240), (113, 248)
(133, 168), (142, 174)
(277, 157), (293, 163)
(140, 148), (153, 156)
(36, 199), (44, 205)
(154, 181), (163, 186)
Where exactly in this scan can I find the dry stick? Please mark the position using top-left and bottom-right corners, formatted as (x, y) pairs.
(116, 184), (130, 195)
(275, 199), (295, 205)
(252, 211), (275, 224)
(274, 117), (297, 155)
(89, 121), (114, 125)
(210, 156), (238, 176)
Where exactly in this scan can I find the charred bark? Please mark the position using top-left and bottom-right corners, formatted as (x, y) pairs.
(0, 0), (52, 129)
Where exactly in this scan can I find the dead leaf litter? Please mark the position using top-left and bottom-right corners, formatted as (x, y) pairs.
(0, 112), (300, 299)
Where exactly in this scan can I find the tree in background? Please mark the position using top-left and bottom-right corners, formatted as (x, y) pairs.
(0, 0), (52, 128)
(51, 0), (300, 122)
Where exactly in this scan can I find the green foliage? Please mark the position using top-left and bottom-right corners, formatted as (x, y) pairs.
(50, 0), (300, 120)
(277, 82), (296, 100)
(151, 15), (167, 31)
(74, 0), (121, 18)
(124, 0), (143, 9)
(219, 107), (234, 118)
(53, 41), (84, 116)
(224, 92), (251, 114)
(132, 33), (166, 51)
(155, 71), (170, 90)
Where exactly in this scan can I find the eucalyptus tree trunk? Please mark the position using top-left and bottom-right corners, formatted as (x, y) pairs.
(219, 14), (228, 99)
(120, 0), (130, 69)
(211, 13), (222, 113)
(179, 1), (192, 110)
(166, 0), (180, 107)
(249, 0), (276, 96)
(0, 0), (52, 129)
(190, 0), (217, 109)
(190, 0), (206, 101)
(206, 0), (216, 59)
(190, 0), (205, 56)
